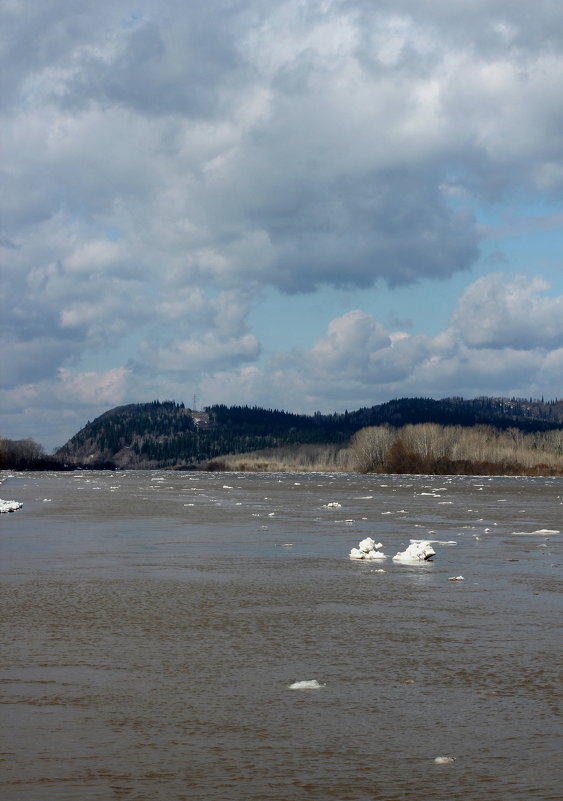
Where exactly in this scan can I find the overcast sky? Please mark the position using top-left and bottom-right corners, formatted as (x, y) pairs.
(2, 0), (563, 450)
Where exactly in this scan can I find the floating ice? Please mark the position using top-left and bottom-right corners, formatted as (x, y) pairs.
(349, 537), (388, 560)
(0, 499), (23, 513)
(289, 680), (323, 690)
(512, 529), (559, 536)
(427, 539), (457, 545)
(392, 540), (436, 562)
(434, 756), (456, 764)
(324, 502), (342, 508)
(448, 576), (465, 581)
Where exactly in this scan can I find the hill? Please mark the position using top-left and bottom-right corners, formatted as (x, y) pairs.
(54, 396), (563, 470)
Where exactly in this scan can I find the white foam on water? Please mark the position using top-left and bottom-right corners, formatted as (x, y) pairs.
(288, 680), (324, 690)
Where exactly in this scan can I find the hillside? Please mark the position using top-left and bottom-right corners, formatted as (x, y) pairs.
(54, 396), (563, 470)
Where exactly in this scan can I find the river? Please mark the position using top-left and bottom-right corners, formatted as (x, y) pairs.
(1, 470), (561, 800)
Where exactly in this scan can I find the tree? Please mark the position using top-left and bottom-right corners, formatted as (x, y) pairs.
(349, 425), (396, 472)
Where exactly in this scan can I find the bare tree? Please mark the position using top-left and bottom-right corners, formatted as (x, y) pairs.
(349, 425), (397, 472)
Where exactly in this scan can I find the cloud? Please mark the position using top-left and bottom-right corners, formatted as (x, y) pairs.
(139, 332), (261, 373)
(1, 1), (562, 446)
(200, 274), (563, 410)
(450, 274), (563, 349)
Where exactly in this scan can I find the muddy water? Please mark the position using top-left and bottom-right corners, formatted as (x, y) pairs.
(1, 470), (561, 800)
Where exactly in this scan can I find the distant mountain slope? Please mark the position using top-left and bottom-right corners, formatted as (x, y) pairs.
(56, 396), (562, 469)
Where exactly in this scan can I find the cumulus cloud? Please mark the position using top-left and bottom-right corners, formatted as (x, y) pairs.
(450, 274), (563, 349)
(201, 274), (563, 412)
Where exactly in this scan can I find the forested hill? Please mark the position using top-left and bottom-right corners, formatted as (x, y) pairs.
(54, 396), (563, 469)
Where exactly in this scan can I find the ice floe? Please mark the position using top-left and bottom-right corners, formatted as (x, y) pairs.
(349, 537), (388, 560)
(511, 528), (559, 536)
(392, 540), (436, 562)
(288, 680), (323, 690)
(0, 499), (23, 513)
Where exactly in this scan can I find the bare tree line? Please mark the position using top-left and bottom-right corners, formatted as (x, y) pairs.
(349, 423), (563, 473)
(215, 423), (563, 475)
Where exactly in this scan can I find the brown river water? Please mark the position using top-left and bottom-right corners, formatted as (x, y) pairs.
(1, 470), (562, 801)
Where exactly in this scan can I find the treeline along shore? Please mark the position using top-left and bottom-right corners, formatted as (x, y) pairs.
(1, 397), (562, 475)
(213, 422), (563, 475)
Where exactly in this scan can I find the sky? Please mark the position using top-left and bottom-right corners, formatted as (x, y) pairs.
(1, 0), (563, 452)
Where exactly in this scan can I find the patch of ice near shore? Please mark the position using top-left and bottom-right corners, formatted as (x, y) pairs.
(0, 499), (23, 513)
(392, 540), (436, 562)
(349, 537), (388, 560)
(512, 529), (559, 536)
(289, 680), (323, 690)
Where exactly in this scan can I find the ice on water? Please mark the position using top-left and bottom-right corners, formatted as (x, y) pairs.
(349, 537), (387, 560)
(392, 540), (436, 562)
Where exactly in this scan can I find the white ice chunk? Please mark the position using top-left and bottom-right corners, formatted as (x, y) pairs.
(324, 502), (342, 508)
(512, 529), (560, 536)
(288, 680), (323, 690)
(350, 537), (387, 560)
(358, 537), (377, 552)
(0, 499), (23, 513)
(448, 575), (465, 581)
(392, 540), (436, 562)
